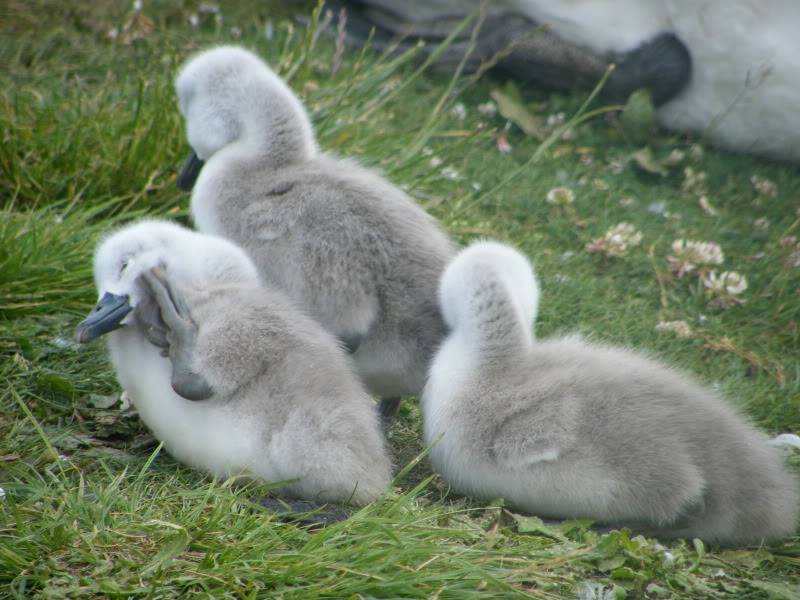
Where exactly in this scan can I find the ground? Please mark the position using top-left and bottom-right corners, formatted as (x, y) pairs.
(1, 1), (799, 598)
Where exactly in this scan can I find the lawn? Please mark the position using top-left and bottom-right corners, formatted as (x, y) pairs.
(1, 1), (799, 598)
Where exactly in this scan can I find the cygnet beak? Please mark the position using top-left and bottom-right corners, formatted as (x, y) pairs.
(75, 292), (133, 343)
(177, 150), (205, 191)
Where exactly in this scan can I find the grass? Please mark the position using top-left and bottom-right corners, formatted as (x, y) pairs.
(2, 1), (799, 597)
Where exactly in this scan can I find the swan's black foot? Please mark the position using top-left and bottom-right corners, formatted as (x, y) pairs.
(329, 1), (691, 107)
(140, 267), (215, 401)
(254, 495), (350, 527)
(605, 32), (691, 107)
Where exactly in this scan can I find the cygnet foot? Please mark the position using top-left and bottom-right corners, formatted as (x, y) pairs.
(141, 267), (215, 401)
(377, 397), (402, 431)
(254, 495), (350, 527)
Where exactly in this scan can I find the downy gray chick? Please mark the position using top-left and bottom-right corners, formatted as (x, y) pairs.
(76, 220), (391, 506)
(174, 46), (454, 423)
(422, 240), (799, 545)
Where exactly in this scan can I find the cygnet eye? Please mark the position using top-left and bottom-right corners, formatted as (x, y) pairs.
(119, 259), (129, 275)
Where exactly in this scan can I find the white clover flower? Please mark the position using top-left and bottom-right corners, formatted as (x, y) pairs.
(702, 270), (748, 308)
(753, 217), (770, 231)
(188, 13), (200, 27)
(429, 156), (443, 168)
(607, 159), (625, 175)
(664, 148), (685, 166)
(546, 112), (566, 128)
(586, 223), (642, 257)
(655, 320), (692, 338)
(667, 239), (724, 277)
(545, 186), (575, 206)
(477, 101), (497, 116)
(682, 167), (707, 195)
(0, 487), (5, 499)
(751, 175), (778, 197)
(689, 144), (704, 161)
(450, 102), (467, 121)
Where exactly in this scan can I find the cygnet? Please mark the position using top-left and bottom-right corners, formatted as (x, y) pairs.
(174, 46), (454, 423)
(422, 241), (799, 544)
(76, 220), (391, 506)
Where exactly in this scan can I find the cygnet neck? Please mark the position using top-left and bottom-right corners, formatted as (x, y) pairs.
(458, 283), (534, 363)
(232, 92), (317, 169)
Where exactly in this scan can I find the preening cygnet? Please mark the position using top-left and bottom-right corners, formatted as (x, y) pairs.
(76, 220), (391, 506)
(174, 46), (454, 422)
(422, 241), (799, 544)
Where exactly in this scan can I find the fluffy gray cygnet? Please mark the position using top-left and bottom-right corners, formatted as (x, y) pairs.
(76, 220), (391, 506)
(174, 46), (454, 420)
(422, 240), (799, 545)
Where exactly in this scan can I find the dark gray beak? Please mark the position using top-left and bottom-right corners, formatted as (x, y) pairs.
(75, 292), (133, 343)
(177, 150), (205, 191)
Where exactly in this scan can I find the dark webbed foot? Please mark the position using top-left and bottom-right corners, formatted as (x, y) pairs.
(377, 397), (402, 431)
(140, 268), (215, 401)
(332, 2), (691, 107)
(605, 32), (691, 107)
(254, 495), (350, 527)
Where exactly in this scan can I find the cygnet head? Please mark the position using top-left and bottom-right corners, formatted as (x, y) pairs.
(76, 219), (258, 343)
(174, 46), (317, 190)
(439, 241), (540, 333)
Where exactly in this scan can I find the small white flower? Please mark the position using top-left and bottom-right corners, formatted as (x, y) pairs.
(132, 0), (143, 12)
(429, 156), (443, 168)
(546, 186), (575, 206)
(608, 159), (625, 175)
(753, 217), (770, 231)
(751, 175), (778, 197)
(264, 20), (274, 40)
(619, 196), (636, 207)
(229, 26), (242, 38)
(441, 166), (461, 181)
(188, 13), (200, 27)
(667, 239), (724, 277)
(450, 102), (467, 121)
(702, 271), (748, 308)
(421, 147), (434, 157)
(664, 149), (685, 166)
(689, 144), (704, 161)
(0, 487), (5, 499)
(470, 182), (482, 192)
(586, 223), (642, 257)
(546, 112), (565, 128)
(682, 167), (707, 195)
(477, 101), (497, 116)
(655, 320), (692, 338)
